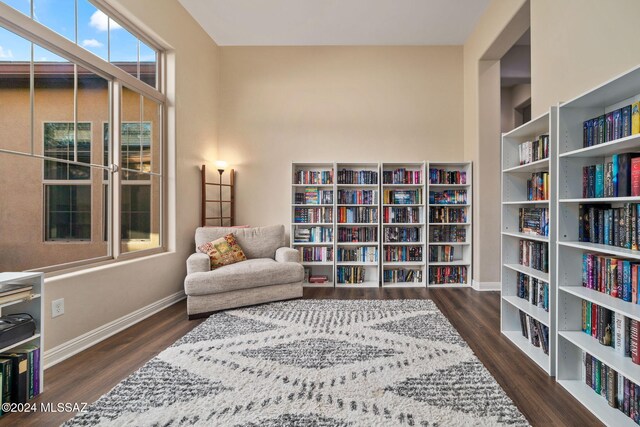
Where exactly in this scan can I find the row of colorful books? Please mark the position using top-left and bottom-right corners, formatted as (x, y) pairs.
(429, 226), (466, 243)
(582, 102), (639, 148)
(293, 226), (333, 243)
(579, 204), (640, 249)
(519, 239), (549, 273)
(293, 207), (333, 223)
(428, 245), (457, 263)
(337, 169), (378, 185)
(581, 301), (639, 363)
(0, 345), (40, 411)
(383, 168), (422, 185)
(294, 188), (333, 205)
(295, 170), (333, 185)
(383, 226), (420, 243)
(337, 189), (377, 205)
(429, 206), (467, 223)
(518, 134), (549, 165)
(428, 266), (467, 284)
(429, 190), (467, 205)
(337, 247), (378, 263)
(382, 189), (421, 205)
(526, 172), (549, 201)
(584, 353), (640, 423)
(518, 207), (549, 236)
(336, 266), (365, 284)
(337, 207), (378, 224)
(384, 246), (422, 262)
(582, 253), (640, 303)
(518, 310), (550, 355)
(383, 268), (423, 283)
(582, 153), (640, 199)
(338, 227), (377, 243)
(429, 169), (466, 185)
(516, 272), (549, 312)
(382, 206), (421, 224)
(301, 247), (333, 262)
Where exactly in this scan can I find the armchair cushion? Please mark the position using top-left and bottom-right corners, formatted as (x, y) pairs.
(184, 258), (304, 296)
(186, 252), (210, 275)
(275, 247), (300, 263)
(195, 225), (285, 259)
(197, 233), (247, 270)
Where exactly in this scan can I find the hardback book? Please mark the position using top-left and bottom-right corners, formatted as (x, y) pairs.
(632, 320), (640, 365)
(619, 372), (625, 412)
(608, 367), (618, 408)
(595, 163), (604, 198)
(633, 102), (640, 135)
(632, 157), (640, 197)
(605, 161), (614, 197)
(13, 346), (39, 398)
(0, 352), (27, 403)
(0, 359), (11, 407)
(613, 154), (619, 197)
(614, 312), (628, 355)
(623, 105), (632, 138)
(606, 112), (615, 142)
(614, 109), (623, 140)
(586, 354), (593, 388)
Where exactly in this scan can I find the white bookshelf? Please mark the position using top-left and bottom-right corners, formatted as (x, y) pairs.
(381, 162), (426, 287)
(556, 65), (640, 426)
(335, 162), (380, 288)
(291, 163), (336, 287)
(427, 162), (472, 287)
(0, 272), (44, 395)
(501, 109), (556, 376)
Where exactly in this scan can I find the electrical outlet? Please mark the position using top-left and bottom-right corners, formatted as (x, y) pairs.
(52, 298), (64, 318)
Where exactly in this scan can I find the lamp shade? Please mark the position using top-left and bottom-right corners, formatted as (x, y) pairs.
(215, 160), (228, 170)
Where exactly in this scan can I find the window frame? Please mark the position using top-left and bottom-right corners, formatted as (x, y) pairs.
(0, 1), (167, 273)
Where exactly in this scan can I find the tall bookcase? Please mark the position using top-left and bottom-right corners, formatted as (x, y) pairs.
(291, 163), (335, 287)
(335, 162), (380, 287)
(556, 66), (640, 426)
(381, 162), (426, 287)
(501, 110), (556, 376)
(427, 162), (473, 287)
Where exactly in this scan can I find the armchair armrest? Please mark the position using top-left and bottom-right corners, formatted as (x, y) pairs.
(187, 252), (211, 274)
(275, 247), (300, 263)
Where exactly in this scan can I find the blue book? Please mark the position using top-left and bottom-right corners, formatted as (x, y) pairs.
(612, 154), (619, 197)
(595, 164), (604, 198)
(604, 211), (610, 245)
(623, 260), (632, 302)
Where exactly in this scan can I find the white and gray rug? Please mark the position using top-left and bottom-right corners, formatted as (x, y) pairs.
(64, 300), (529, 426)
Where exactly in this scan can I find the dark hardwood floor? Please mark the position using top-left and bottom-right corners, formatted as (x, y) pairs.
(3, 288), (601, 426)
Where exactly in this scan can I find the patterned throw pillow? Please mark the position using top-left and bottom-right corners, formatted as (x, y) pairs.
(197, 233), (247, 270)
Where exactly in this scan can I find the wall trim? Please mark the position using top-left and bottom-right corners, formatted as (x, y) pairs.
(472, 280), (501, 291)
(44, 291), (186, 369)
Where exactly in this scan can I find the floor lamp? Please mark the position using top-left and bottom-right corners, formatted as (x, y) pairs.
(215, 160), (228, 226)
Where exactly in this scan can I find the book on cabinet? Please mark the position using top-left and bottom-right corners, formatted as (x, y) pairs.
(427, 161), (472, 287)
(556, 65), (640, 426)
(501, 109), (557, 376)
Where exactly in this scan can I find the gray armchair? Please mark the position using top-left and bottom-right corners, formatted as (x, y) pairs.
(184, 225), (303, 318)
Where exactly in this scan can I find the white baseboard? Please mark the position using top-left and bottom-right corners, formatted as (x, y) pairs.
(44, 291), (185, 369)
(472, 280), (501, 291)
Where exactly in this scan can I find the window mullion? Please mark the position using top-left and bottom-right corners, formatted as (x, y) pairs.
(112, 81), (122, 259)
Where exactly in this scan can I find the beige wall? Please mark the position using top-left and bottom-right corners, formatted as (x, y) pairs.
(463, 0), (528, 286)
(501, 84), (531, 133)
(217, 46), (463, 229)
(40, 0), (220, 350)
(531, 0), (640, 117)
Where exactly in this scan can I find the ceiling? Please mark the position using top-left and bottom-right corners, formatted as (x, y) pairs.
(178, 0), (492, 46)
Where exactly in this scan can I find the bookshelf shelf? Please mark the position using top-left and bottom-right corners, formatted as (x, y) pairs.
(502, 295), (550, 325)
(427, 161), (472, 288)
(501, 109), (556, 376)
(302, 281), (334, 288)
(502, 330), (549, 371)
(501, 231), (549, 242)
(336, 242), (378, 246)
(335, 281), (380, 288)
(292, 242), (333, 246)
(381, 162), (427, 287)
(560, 331), (640, 385)
(555, 65), (640, 424)
(0, 272), (44, 396)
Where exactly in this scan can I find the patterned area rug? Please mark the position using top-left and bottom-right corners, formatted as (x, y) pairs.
(64, 300), (529, 426)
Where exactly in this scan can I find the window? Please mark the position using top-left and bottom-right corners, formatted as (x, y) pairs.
(0, 1), (165, 272)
